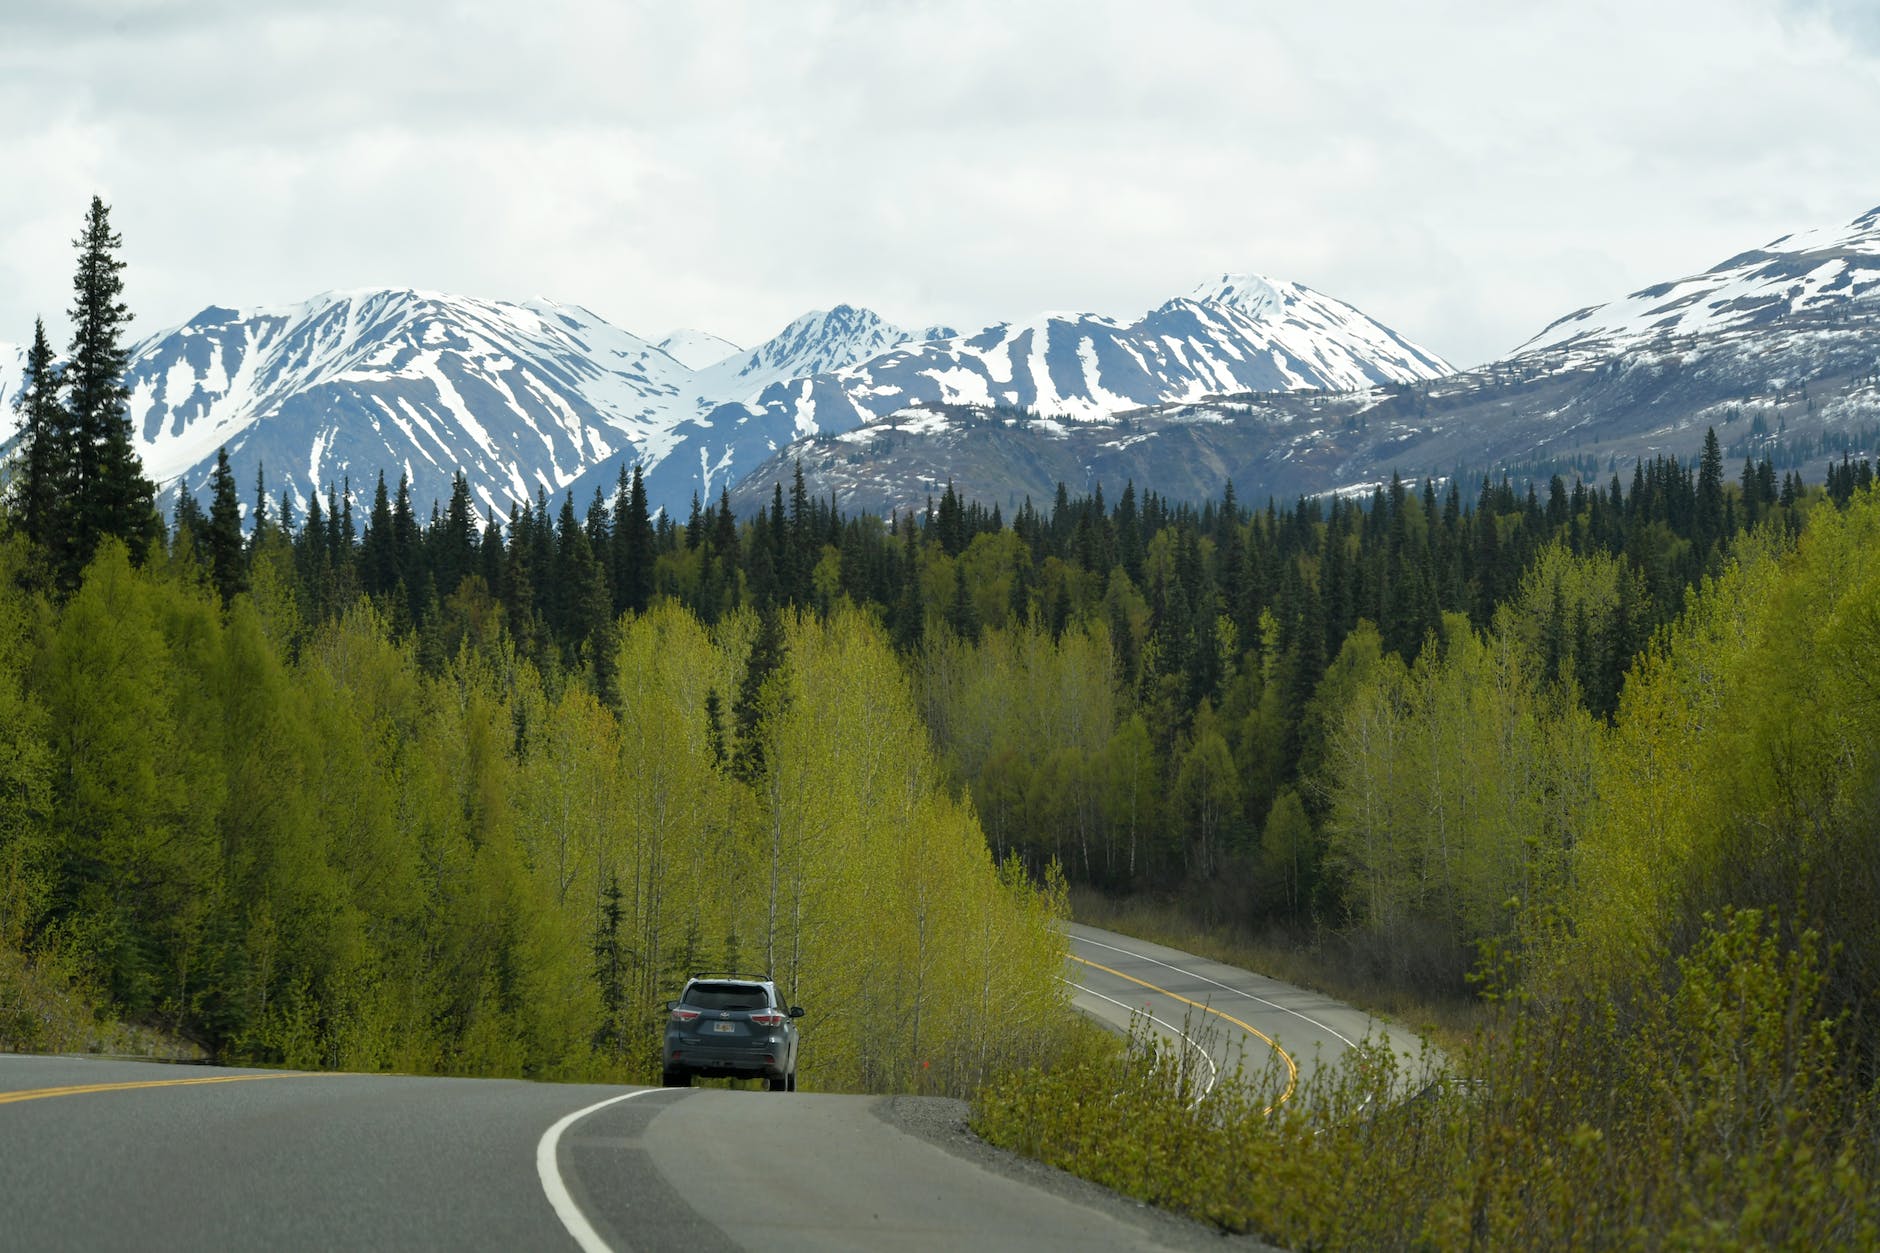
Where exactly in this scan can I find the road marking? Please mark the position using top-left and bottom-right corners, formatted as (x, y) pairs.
(0, 1073), (309, 1106)
(1070, 954), (1299, 1108)
(537, 1087), (669, 1253)
(1060, 975), (1219, 1102)
(1073, 933), (1362, 1050)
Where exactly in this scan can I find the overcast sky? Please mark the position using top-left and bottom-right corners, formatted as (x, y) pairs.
(2, 0), (1877, 368)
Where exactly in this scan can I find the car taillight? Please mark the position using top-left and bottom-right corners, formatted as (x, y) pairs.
(670, 1007), (701, 1023)
(750, 1010), (785, 1027)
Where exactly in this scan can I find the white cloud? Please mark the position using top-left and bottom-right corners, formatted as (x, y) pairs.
(1, 0), (1877, 367)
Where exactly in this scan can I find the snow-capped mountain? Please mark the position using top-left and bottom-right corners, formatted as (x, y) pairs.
(118, 289), (695, 522)
(4, 291), (978, 525)
(1186, 274), (1455, 387)
(656, 328), (740, 371)
(755, 276), (1450, 421)
(737, 208), (1880, 518)
(688, 304), (959, 407)
(1516, 206), (1880, 362)
(4, 267), (1456, 527)
(588, 277), (1453, 513)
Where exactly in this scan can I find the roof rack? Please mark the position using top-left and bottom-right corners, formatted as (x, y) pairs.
(687, 972), (774, 984)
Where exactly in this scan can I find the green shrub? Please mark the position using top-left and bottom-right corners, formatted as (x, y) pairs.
(977, 910), (1878, 1251)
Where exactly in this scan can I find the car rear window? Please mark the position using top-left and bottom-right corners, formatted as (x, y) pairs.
(683, 982), (769, 1010)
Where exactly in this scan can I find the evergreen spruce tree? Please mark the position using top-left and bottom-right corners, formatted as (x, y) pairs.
(7, 318), (72, 566)
(206, 446), (247, 606)
(1696, 425), (1725, 549)
(768, 482), (791, 603)
(335, 478), (354, 552)
(478, 515), (505, 591)
(731, 609), (786, 785)
(704, 688), (727, 769)
(251, 462), (270, 540)
(788, 461), (814, 586)
(608, 465), (633, 615)
(712, 488), (738, 561)
(592, 872), (626, 1054)
(296, 490), (328, 605)
(439, 471), (477, 599)
(948, 560), (979, 643)
(360, 471), (396, 598)
(550, 493), (589, 642)
(616, 463), (654, 615)
(63, 195), (158, 580)
(684, 492), (705, 552)
(892, 520), (925, 652)
(391, 474), (419, 595)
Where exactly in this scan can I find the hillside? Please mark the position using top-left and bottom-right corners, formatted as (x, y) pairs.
(736, 207), (1880, 513)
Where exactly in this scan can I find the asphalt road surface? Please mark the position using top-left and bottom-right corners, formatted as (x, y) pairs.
(0, 924), (1410, 1251)
(1065, 923), (1434, 1108)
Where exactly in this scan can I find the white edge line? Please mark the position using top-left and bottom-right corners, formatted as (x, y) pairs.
(1073, 934), (1414, 1119)
(1060, 975), (1218, 1103)
(537, 1087), (666, 1253)
(1072, 933), (1364, 1050)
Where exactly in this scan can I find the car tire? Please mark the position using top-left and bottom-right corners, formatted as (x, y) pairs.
(662, 1069), (691, 1088)
(768, 1074), (788, 1092)
(786, 1070), (797, 1092)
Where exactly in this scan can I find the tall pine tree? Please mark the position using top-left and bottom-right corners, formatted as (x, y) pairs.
(64, 195), (157, 581)
(7, 318), (72, 568)
(206, 446), (247, 606)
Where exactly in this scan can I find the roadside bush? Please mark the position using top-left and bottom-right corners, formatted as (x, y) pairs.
(977, 909), (1878, 1250)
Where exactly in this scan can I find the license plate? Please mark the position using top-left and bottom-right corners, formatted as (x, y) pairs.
(713, 1021), (736, 1033)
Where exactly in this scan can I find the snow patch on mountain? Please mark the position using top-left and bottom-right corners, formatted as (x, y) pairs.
(656, 328), (740, 371)
(1516, 205), (1880, 361)
(689, 304), (931, 405)
(116, 288), (695, 523)
(1183, 273), (1454, 388)
(604, 278), (1453, 514)
(775, 281), (1453, 427)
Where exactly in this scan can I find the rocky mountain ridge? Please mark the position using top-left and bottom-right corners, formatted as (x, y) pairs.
(1, 273), (1452, 523)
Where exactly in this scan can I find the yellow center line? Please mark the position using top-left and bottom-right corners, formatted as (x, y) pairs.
(1069, 952), (1300, 1109)
(0, 1072), (314, 1106)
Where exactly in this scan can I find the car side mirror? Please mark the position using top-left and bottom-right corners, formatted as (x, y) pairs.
(788, 1006), (805, 1018)
(665, 1000), (678, 1012)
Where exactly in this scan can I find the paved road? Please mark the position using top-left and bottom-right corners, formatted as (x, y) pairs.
(0, 1051), (1214, 1250)
(1066, 923), (1434, 1105)
(0, 925), (1408, 1250)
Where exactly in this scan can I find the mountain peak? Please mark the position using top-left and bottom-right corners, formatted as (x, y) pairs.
(696, 304), (917, 400)
(656, 328), (740, 371)
(797, 303), (891, 332)
(1189, 273), (1289, 319)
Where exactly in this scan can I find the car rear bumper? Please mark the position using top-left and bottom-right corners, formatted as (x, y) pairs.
(664, 1042), (787, 1079)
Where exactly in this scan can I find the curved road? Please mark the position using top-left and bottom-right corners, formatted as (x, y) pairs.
(0, 925), (1419, 1250)
(1065, 923), (1433, 1107)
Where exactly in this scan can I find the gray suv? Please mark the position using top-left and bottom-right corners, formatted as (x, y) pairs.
(661, 976), (804, 1091)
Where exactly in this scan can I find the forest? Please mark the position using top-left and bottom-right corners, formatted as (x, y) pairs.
(1, 198), (1077, 1089)
(977, 479), (1880, 1248)
(8, 196), (1880, 1246)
